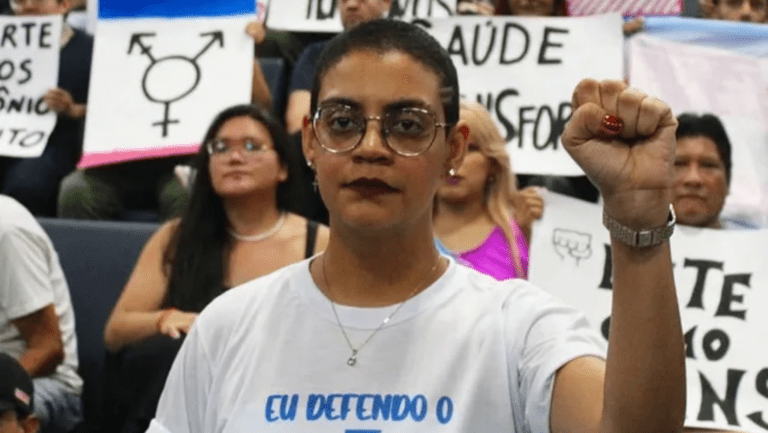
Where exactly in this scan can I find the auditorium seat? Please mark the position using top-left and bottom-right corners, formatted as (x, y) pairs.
(38, 218), (158, 433)
(259, 57), (288, 119)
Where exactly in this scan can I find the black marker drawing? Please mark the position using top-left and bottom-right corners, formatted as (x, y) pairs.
(128, 31), (224, 137)
(552, 228), (592, 264)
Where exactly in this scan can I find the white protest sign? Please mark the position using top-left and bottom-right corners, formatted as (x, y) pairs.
(82, 16), (253, 167)
(629, 34), (768, 227)
(529, 192), (768, 433)
(0, 15), (61, 158)
(266, 0), (456, 33)
(424, 14), (623, 176)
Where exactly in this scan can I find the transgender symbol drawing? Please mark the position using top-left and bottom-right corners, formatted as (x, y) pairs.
(128, 31), (224, 137)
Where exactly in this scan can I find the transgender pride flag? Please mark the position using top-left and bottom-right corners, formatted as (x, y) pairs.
(567, 0), (682, 17)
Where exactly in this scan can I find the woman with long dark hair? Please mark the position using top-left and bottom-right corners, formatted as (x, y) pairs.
(102, 104), (328, 432)
(105, 104), (328, 347)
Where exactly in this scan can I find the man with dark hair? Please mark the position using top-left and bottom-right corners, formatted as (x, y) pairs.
(284, 0), (392, 134)
(0, 0), (93, 216)
(672, 112), (752, 229)
(0, 353), (39, 433)
(699, 0), (767, 22)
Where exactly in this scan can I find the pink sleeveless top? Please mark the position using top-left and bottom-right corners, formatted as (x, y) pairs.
(456, 219), (529, 281)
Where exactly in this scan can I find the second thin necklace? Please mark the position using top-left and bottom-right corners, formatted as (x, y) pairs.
(321, 254), (441, 367)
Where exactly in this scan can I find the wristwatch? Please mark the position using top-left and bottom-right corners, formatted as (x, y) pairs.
(603, 205), (676, 248)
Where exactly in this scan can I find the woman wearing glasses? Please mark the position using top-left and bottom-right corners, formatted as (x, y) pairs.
(148, 20), (685, 433)
(102, 104), (329, 432)
(434, 100), (543, 280)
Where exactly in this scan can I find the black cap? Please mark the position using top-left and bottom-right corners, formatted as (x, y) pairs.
(0, 353), (33, 417)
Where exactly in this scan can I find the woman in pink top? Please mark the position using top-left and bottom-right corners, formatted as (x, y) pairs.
(434, 100), (543, 280)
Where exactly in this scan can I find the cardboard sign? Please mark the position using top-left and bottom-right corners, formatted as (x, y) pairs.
(629, 33), (768, 227)
(81, 0), (256, 167)
(424, 14), (623, 176)
(266, 0), (456, 33)
(568, 0), (682, 17)
(0, 15), (62, 158)
(529, 192), (768, 433)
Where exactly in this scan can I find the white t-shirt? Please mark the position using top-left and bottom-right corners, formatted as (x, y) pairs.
(147, 257), (605, 433)
(0, 196), (82, 393)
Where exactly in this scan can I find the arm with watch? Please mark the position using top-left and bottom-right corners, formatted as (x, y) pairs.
(548, 79), (686, 433)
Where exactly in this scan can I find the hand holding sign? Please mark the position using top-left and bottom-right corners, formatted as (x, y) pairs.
(245, 21), (266, 44)
(561, 79), (677, 229)
(43, 87), (82, 118)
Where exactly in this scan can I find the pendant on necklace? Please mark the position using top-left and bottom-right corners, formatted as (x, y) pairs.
(347, 349), (358, 366)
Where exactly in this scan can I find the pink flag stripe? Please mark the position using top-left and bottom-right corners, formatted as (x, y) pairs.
(78, 144), (201, 168)
(567, 0), (681, 16)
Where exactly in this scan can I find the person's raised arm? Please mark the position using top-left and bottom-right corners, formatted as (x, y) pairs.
(246, 21), (273, 111)
(103, 219), (197, 352)
(550, 79), (686, 433)
(285, 91), (310, 135)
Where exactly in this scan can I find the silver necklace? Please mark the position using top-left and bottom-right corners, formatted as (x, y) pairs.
(227, 212), (286, 242)
(321, 254), (441, 367)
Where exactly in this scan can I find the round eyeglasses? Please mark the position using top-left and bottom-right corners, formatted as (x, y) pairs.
(311, 104), (451, 157)
(205, 138), (273, 158)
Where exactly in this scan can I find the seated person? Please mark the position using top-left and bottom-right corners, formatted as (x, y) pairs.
(0, 0), (92, 216)
(57, 23), (273, 222)
(0, 195), (82, 433)
(673, 112), (754, 229)
(434, 100), (543, 280)
(0, 353), (39, 433)
(101, 104), (329, 433)
(284, 0), (392, 134)
(700, 0), (767, 22)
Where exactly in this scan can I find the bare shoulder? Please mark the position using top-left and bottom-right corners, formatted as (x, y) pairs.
(280, 213), (310, 240)
(281, 213), (329, 253)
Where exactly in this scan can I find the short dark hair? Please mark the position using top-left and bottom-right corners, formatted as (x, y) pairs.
(675, 112), (732, 185)
(163, 104), (296, 311)
(309, 19), (460, 130)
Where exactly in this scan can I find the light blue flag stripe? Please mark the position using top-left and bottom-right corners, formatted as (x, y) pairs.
(642, 16), (768, 58)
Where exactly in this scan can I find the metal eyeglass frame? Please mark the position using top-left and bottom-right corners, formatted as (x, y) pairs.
(311, 105), (451, 157)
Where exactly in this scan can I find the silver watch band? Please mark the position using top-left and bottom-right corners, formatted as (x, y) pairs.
(602, 205), (676, 248)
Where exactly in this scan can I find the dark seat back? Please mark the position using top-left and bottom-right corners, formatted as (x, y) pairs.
(38, 218), (158, 432)
(259, 57), (287, 118)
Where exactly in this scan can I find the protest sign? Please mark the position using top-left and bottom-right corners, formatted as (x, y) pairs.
(0, 15), (62, 158)
(529, 192), (768, 433)
(629, 32), (768, 227)
(266, 0), (456, 33)
(81, 0), (255, 167)
(423, 14), (622, 176)
(567, 0), (681, 17)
